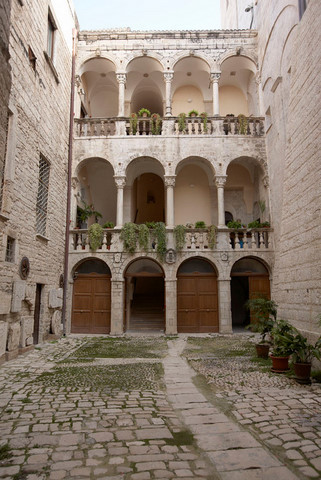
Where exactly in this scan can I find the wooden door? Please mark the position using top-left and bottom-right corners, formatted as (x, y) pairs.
(71, 273), (111, 334)
(177, 275), (218, 333)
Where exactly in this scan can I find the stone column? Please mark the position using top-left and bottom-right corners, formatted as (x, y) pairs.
(163, 72), (174, 117)
(116, 73), (127, 117)
(215, 175), (227, 228)
(211, 72), (221, 116)
(165, 279), (177, 334)
(110, 279), (125, 334)
(164, 176), (176, 228)
(218, 278), (232, 333)
(114, 176), (126, 228)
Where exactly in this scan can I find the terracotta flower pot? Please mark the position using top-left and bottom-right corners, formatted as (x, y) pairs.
(270, 355), (290, 373)
(256, 343), (270, 359)
(293, 362), (312, 384)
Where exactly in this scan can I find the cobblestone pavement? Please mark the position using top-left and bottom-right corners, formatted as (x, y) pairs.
(0, 334), (320, 479)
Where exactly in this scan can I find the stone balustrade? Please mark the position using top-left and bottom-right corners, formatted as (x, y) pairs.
(69, 227), (272, 254)
(74, 116), (265, 138)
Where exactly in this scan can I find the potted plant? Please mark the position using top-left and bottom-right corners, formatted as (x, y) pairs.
(290, 331), (321, 384)
(188, 109), (199, 117)
(270, 319), (296, 372)
(248, 220), (260, 229)
(260, 221), (270, 228)
(77, 202), (102, 228)
(103, 222), (114, 229)
(227, 220), (242, 229)
(178, 113), (186, 133)
(245, 298), (277, 358)
(195, 221), (206, 229)
(138, 108), (151, 118)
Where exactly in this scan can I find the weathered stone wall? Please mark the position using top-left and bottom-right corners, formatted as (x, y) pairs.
(0, 0), (75, 355)
(0, 0), (12, 208)
(272, 0), (321, 335)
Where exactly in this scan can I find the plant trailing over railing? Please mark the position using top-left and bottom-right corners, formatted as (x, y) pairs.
(152, 222), (167, 259)
(138, 108), (151, 117)
(88, 223), (104, 251)
(200, 112), (208, 133)
(188, 109), (199, 117)
(137, 223), (150, 252)
(178, 113), (186, 133)
(237, 114), (248, 135)
(144, 221), (157, 229)
(208, 225), (217, 249)
(129, 113), (138, 135)
(173, 224), (186, 251)
(150, 113), (162, 135)
(120, 222), (137, 253)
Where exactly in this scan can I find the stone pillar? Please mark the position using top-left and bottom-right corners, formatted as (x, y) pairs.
(211, 72), (221, 116)
(164, 176), (176, 228)
(215, 175), (227, 228)
(114, 176), (126, 228)
(110, 279), (125, 334)
(218, 278), (233, 333)
(116, 73), (127, 117)
(165, 279), (177, 334)
(163, 72), (174, 117)
(255, 73), (264, 117)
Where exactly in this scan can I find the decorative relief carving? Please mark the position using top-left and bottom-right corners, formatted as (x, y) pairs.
(210, 72), (221, 83)
(116, 73), (127, 84)
(164, 176), (176, 187)
(114, 176), (126, 189)
(215, 175), (227, 187)
(163, 72), (174, 83)
(165, 249), (176, 264)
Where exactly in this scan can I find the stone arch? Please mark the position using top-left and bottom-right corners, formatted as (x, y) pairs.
(123, 257), (165, 332)
(125, 54), (165, 72)
(230, 256), (271, 331)
(72, 257), (112, 277)
(126, 156), (165, 186)
(78, 55), (118, 76)
(224, 156), (267, 178)
(176, 256), (218, 276)
(172, 53), (212, 71)
(176, 256), (219, 333)
(74, 157), (115, 178)
(71, 258), (112, 334)
(218, 50), (258, 70)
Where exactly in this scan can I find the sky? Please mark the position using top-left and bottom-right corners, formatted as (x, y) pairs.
(73, 0), (221, 31)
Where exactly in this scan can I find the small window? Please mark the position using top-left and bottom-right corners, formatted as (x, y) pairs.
(47, 11), (56, 60)
(5, 236), (15, 262)
(36, 155), (50, 236)
(28, 46), (36, 70)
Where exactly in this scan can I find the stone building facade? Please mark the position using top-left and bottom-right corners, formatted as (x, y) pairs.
(0, 0), (76, 361)
(1, 0), (319, 360)
(221, 0), (321, 339)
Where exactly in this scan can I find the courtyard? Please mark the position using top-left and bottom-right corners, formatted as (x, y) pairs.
(0, 334), (320, 479)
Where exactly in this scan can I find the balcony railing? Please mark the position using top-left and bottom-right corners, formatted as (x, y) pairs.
(69, 227), (272, 253)
(74, 116), (265, 138)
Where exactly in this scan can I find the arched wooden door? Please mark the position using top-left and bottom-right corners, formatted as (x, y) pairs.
(71, 259), (111, 334)
(177, 258), (218, 333)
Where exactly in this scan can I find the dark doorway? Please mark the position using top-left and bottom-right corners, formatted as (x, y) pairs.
(33, 284), (42, 344)
(125, 258), (165, 332)
(231, 277), (250, 328)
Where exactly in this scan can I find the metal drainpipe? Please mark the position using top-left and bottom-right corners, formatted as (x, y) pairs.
(62, 28), (77, 336)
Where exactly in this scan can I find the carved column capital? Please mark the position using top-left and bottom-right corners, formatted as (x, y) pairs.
(114, 175), (126, 189)
(215, 175), (227, 188)
(210, 72), (221, 83)
(116, 73), (127, 84)
(164, 175), (176, 188)
(71, 177), (79, 190)
(163, 71), (174, 83)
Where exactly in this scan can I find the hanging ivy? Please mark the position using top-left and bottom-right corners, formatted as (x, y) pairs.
(237, 114), (248, 135)
(88, 223), (104, 251)
(153, 222), (167, 259)
(178, 113), (186, 133)
(151, 113), (162, 135)
(137, 223), (150, 252)
(200, 112), (208, 133)
(120, 222), (137, 253)
(173, 224), (186, 251)
(208, 225), (217, 249)
(129, 113), (138, 135)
